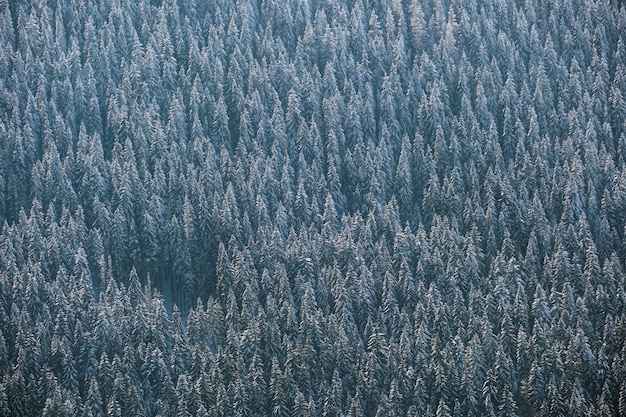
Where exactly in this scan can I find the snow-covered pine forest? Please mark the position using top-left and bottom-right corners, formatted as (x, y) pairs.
(1, 0), (626, 415)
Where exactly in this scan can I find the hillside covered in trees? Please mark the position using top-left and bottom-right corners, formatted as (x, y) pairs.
(1, 0), (626, 415)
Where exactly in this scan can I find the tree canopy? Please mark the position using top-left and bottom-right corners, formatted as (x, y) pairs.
(1, 0), (626, 415)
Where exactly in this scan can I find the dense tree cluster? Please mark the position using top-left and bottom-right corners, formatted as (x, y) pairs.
(1, 0), (626, 415)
